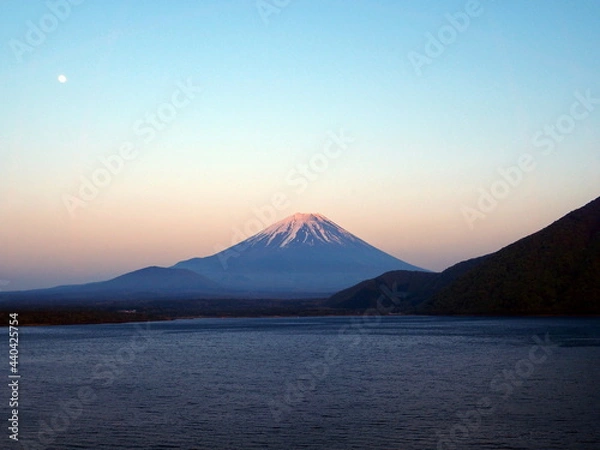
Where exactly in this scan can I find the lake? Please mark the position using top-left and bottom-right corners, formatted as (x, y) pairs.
(13, 316), (600, 449)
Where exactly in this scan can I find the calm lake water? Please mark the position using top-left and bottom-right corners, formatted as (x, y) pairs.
(13, 316), (600, 449)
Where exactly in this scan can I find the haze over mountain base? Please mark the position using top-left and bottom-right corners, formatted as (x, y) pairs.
(173, 213), (427, 295)
(1, 197), (598, 323)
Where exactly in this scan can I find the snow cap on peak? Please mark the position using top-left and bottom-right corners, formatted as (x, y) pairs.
(290, 212), (325, 222)
(245, 212), (363, 248)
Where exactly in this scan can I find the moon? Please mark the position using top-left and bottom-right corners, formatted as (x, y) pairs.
(58, 74), (67, 83)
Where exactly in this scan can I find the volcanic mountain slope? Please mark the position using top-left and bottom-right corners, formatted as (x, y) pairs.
(0, 267), (223, 306)
(82, 266), (222, 294)
(0, 213), (425, 305)
(173, 213), (427, 295)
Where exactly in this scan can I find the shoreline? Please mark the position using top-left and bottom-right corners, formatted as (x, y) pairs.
(1, 309), (598, 327)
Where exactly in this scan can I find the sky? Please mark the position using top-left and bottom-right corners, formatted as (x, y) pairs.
(1, 0), (599, 290)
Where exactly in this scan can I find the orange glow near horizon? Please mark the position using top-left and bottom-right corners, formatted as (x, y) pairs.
(2, 189), (596, 290)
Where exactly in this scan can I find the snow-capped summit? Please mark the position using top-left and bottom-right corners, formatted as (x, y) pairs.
(245, 212), (365, 248)
(173, 212), (428, 296)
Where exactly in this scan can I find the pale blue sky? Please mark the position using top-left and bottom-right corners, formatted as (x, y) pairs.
(1, 1), (599, 289)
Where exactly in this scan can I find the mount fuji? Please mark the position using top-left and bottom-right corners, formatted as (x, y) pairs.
(173, 212), (427, 296)
(0, 213), (427, 303)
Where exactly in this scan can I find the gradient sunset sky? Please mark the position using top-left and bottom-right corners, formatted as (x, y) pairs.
(1, 0), (599, 290)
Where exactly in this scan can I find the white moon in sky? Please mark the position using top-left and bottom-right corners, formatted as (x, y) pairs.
(58, 74), (67, 83)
